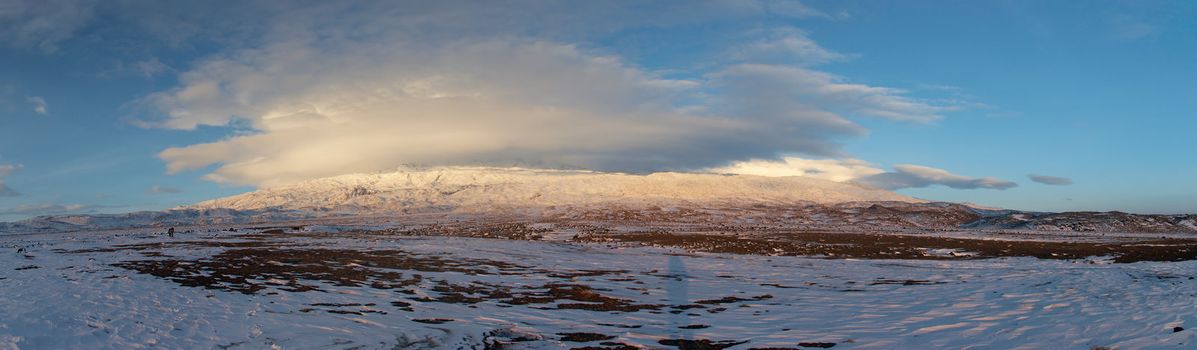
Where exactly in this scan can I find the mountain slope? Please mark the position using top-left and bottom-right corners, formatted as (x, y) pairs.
(190, 167), (923, 214)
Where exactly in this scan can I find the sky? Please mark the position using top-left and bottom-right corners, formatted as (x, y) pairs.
(1, 0), (1195, 221)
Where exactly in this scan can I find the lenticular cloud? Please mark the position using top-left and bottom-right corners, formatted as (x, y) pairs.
(137, 3), (946, 186)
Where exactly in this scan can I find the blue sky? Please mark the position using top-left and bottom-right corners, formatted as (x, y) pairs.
(1, 0), (1194, 220)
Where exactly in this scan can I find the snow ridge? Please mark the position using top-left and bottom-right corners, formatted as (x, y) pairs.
(190, 166), (922, 214)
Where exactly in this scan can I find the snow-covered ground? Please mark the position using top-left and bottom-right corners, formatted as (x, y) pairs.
(2, 228), (1196, 349)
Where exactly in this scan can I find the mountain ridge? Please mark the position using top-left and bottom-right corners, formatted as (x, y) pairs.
(189, 166), (924, 214)
(3, 167), (1195, 235)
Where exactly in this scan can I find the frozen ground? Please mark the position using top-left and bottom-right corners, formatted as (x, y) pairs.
(2, 227), (1196, 349)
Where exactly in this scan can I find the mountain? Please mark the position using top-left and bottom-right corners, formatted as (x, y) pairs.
(3, 167), (1195, 234)
(190, 167), (923, 214)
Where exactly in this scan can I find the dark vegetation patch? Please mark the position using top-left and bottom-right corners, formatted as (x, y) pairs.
(870, 279), (947, 286)
(380, 222), (551, 240)
(559, 332), (617, 342)
(658, 339), (749, 350)
(548, 269), (630, 279)
(797, 342), (837, 348)
(109, 247), (504, 294)
(596, 323), (642, 329)
(575, 231), (1197, 263)
(695, 295), (772, 305)
(94, 233), (663, 313)
(571, 343), (640, 350)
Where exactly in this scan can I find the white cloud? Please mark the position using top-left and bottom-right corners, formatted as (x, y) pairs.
(711, 157), (883, 182)
(130, 1), (949, 187)
(0, 163), (21, 197)
(1028, 174), (1073, 186)
(711, 157), (1014, 191)
(733, 27), (850, 65)
(25, 96), (46, 114)
(148, 185), (182, 194)
(763, 0), (832, 19)
(855, 164), (1017, 190)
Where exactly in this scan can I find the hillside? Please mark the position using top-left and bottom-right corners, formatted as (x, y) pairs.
(190, 167), (923, 214)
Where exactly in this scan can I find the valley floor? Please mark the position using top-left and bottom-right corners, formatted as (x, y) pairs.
(2, 225), (1196, 349)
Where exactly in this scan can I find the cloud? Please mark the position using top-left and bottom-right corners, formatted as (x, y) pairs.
(0, 203), (96, 216)
(102, 58), (172, 79)
(711, 157), (1015, 193)
(763, 0), (833, 19)
(712, 64), (946, 123)
(133, 58), (170, 78)
(0, 163), (21, 197)
(0, 0), (97, 53)
(0, 164), (18, 177)
(148, 185), (182, 194)
(710, 157), (883, 182)
(733, 27), (851, 65)
(0, 183), (16, 197)
(855, 164), (1017, 190)
(1109, 17), (1159, 41)
(25, 96), (46, 114)
(1028, 174), (1073, 186)
(129, 1), (949, 186)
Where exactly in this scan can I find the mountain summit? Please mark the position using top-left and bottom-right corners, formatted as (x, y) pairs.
(190, 167), (922, 214)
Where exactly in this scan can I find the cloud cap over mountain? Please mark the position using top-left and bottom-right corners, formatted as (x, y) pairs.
(127, 1), (951, 186)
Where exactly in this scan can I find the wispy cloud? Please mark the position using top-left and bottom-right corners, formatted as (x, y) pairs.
(148, 185), (182, 194)
(25, 96), (46, 115)
(0, 0), (98, 53)
(0, 203), (96, 216)
(0, 163), (22, 197)
(764, 0), (834, 19)
(855, 164), (1017, 190)
(101, 58), (172, 79)
(732, 27), (852, 65)
(1028, 174), (1073, 186)
(1109, 17), (1159, 41)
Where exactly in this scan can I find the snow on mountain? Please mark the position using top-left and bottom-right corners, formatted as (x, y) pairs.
(7, 167), (1193, 235)
(190, 166), (923, 214)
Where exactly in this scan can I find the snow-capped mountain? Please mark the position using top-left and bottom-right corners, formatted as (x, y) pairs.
(190, 167), (923, 214)
(4, 167), (1195, 234)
